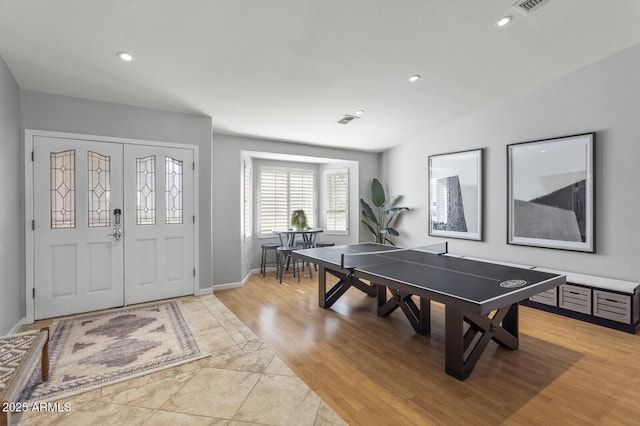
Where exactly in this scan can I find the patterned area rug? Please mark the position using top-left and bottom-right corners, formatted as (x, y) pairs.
(18, 301), (209, 404)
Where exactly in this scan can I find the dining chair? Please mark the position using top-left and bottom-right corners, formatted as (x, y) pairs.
(295, 230), (322, 280)
(260, 242), (280, 276)
(275, 232), (298, 283)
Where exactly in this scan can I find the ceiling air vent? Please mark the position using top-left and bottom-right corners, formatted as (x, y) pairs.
(513, 0), (551, 15)
(337, 115), (360, 125)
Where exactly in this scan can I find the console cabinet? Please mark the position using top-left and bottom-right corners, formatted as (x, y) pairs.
(523, 268), (640, 334)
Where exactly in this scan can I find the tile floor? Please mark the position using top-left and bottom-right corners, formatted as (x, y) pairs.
(15, 294), (346, 426)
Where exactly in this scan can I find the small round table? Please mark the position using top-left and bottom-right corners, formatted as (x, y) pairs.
(273, 228), (324, 249)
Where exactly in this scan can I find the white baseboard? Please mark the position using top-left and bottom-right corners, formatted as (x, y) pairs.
(194, 287), (214, 296)
(211, 282), (244, 291)
(210, 268), (265, 292)
(8, 317), (27, 335)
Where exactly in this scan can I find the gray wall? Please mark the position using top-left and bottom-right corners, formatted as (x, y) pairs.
(382, 43), (640, 282)
(212, 133), (380, 286)
(0, 56), (22, 334)
(19, 91), (214, 291)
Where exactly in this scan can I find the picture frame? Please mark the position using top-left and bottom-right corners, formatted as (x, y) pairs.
(507, 133), (595, 252)
(428, 149), (483, 241)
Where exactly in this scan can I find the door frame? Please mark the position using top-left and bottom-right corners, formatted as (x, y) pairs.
(24, 129), (200, 323)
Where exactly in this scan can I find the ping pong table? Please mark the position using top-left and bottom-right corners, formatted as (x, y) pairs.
(293, 242), (565, 380)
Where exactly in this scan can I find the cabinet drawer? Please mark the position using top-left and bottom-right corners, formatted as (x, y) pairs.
(529, 287), (557, 306)
(559, 284), (591, 314)
(593, 290), (631, 324)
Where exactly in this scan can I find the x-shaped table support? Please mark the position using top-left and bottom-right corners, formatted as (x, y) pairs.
(445, 303), (519, 380)
(377, 286), (431, 334)
(318, 266), (377, 309)
(376, 283), (520, 380)
(317, 265), (521, 381)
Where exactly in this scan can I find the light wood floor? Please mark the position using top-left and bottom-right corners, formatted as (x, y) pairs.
(216, 270), (640, 425)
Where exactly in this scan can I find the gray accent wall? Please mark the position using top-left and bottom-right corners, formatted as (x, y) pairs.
(0, 56), (22, 334)
(382, 43), (640, 282)
(19, 91), (214, 292)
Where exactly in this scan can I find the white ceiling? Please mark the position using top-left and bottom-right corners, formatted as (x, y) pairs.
(1, 1), (639, 152)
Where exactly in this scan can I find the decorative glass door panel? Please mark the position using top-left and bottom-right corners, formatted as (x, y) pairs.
(136, 155), (156, 225)
(88, 151), (111, 227)
(165, 156), (183, 224)
(50, 150), (76, 229)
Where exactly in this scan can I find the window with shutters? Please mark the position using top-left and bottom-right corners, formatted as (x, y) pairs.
(288, 170), (315, 226)
(243, 160), (252, 239)
(258, 166), (315, 235)
(325, 169), (349, 233)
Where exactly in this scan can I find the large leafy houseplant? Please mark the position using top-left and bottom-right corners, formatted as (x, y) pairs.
(360, 178), (409, 245)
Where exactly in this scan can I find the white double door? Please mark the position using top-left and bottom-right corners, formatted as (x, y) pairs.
(33, 136), (195, 320)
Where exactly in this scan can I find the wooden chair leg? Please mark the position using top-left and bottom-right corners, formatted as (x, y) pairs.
(0, 401), (11, 426)
(1, 400), (9, 426)
(41, 326), (50, 381)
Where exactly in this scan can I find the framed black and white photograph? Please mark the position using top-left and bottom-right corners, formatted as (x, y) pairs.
(429, 149), (483, 240)
(507, 133), (595, 252)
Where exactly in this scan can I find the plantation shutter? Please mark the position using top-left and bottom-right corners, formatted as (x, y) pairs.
(243, 161), (252, 239)
(289, 170), (315, 227)
(259, 168), (288, 233)
(325, 170), (349, 232)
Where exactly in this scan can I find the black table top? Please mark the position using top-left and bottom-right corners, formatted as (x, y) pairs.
(295, 243), (565, 314)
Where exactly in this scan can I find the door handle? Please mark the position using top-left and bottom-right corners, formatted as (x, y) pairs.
(108, 228), (123, 241)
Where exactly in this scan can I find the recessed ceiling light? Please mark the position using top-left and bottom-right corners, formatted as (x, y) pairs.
(355, 110), (364, 115)
(496, 16), (512, 27)
(408, 74), (420, 82)
(117, 51), (134, 62)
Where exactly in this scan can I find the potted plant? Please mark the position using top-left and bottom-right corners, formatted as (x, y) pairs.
(290, 209), (308, 230)
(360, 178), (409, 245)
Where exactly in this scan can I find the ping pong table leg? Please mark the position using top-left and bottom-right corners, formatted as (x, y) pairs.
(500, 303), (519, 346)
(445, 306), (469, 380)
(318, 266), (328, 308)
(418, 297), (431, 334)
(376, 286), (430, 334)
(319, 267), (363, 308)
(317, 266), (378, 309)
(445, 304), (520, 380)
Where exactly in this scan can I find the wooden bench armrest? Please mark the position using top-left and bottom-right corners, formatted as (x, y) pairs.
(0, 327), (49, 426)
